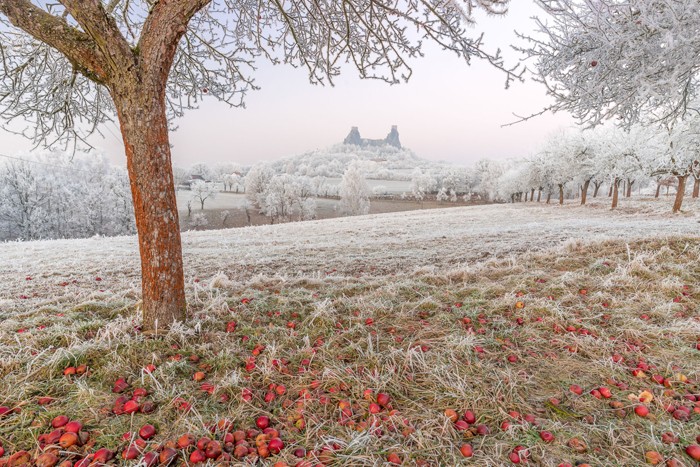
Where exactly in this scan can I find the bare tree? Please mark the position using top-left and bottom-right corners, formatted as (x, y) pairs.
(0, 0), (518, 332)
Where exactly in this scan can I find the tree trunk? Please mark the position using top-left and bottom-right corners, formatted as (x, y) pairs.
(546, 191), (551, 204)
(581, 179), (591, 205)
(112, 88), (186, 334)
(608, 184), (613, 197)
(693, 177), (700, 198)
(558, 184), (564, 205)
(611, 178), (620, 209)
(537, 188), (542, 202)
(593, 181), (601, 198)
(673, 175), (688, 213)
(524, 191), (528, 202)
(626, 179), (634, 198)
(530, 188), (535, 201)
(655, 182), (661, 198)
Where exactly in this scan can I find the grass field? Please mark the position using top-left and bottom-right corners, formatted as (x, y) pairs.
(0, 199), (699, 466)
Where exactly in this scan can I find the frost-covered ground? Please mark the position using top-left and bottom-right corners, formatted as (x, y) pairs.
(1, 197), (698, 308)
(0, 198), (699, 466)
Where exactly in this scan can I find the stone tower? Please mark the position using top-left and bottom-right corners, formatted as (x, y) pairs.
(343, 126), (362, 146)
(385, 125), (401, 149)
(343, 126), (401, 149)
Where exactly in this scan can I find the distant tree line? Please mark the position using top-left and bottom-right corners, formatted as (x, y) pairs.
(0, 152), (135, 241)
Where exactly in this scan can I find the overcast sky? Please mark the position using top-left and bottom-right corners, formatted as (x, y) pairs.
(0, 2), (574, 169)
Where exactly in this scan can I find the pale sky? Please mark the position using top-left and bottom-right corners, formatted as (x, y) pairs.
(0, 2), (574, 169)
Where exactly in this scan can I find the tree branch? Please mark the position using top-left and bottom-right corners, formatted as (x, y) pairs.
(0, 0), (109, 84)
(138, 0), (212, 86)
(58, 0), (135, 76)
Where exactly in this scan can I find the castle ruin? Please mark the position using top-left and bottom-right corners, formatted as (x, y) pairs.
(343, 126), (401, 149)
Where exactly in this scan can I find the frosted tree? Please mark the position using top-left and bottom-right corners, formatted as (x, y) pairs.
(244, 164), (274, 210)
(0, 152), (135, 240)
(441, 168), (468, 200)
(539, 130), (581, 205)
(652, 117), (700, 212)
(340, 164), (371, 216)
(0, 160), (51, 240)
(190, 163), (215, 182)
(0, 0), (518, 331)
(222, 173), (243, 192)
(593, 126), (653, 209)
(473, 159), (503, 201)
(521, 1), (700, 128)
(497, 162), (529, 203)
(525, 154), (550, 202)
(255, 174), (317, 223)
(411, 169), (437, 205)
(190, 180), (217, 210)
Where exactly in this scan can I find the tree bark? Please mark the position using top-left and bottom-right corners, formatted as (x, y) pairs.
(673, 175), (688, 213)
(626, 179), (634, 198)
(593, 181), (602, 198)
(581, 179), (591, 205)
(537, 188), (542, 202)
(608, 184), (613, 197)
(112, 88), (186, 334)
(655, 182), (661, 198)
(693, 177), (700, 198)
(611, 178), (620, 209)
(546, 191), (551, 204)
(524, 191), (528, 202)
(530, 188), (535, 201)
(558, 184), (564, 205)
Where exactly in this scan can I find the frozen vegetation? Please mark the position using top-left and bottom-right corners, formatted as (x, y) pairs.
(1, 200), (699, 466)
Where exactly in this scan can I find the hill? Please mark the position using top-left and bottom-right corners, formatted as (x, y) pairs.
(268, 127), (452, 180)
(0, 199), (699, 466)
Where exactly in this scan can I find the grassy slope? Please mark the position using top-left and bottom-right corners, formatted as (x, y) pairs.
(0, 200), (699, 466)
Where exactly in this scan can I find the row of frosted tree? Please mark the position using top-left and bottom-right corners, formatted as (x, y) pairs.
(497, 122), (700, 213)
(0, 153), (135, 241)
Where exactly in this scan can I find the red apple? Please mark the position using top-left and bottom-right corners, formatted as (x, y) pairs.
(64, 420), (82, 433)
(463, 410), (476, 424)
(177, 433), (195, 449)
(93, 448), (114, 464)
(124, 400), (139, 413)
(113, 378), (129, 393)
(539, 431), (555, 443)
(189, 450), (207, 464)
(268, 438), (284, 454)
(256, 416), (270, 430)
(685, 444), (700, 461)
(376, 393), (390, 407)
(634, 405), (649, 417)
(205, 440), (223, 459)
(35, 453), (59, 467)
(58, 432), (80, 448)
(459, 443), (473, 457)
(139, 424), (156, 440)
(51, 415), (69, 428)
(158, 448), (178, 465)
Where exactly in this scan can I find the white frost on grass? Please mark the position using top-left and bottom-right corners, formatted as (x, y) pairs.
(0, 198), (698, 311)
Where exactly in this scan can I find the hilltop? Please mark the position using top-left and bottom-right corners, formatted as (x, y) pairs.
(268, 126), (452, 179)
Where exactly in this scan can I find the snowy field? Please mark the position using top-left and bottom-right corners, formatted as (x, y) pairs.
(1, 198), (698, 306)
(1, 198), (699, 466)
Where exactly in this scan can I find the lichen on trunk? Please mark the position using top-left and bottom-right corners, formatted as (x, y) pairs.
(112, 87), (186, 333)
